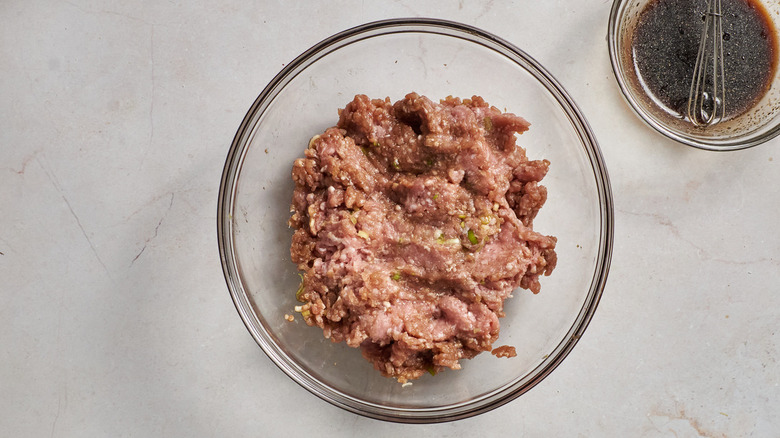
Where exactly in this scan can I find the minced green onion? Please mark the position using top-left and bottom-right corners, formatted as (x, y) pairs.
(391, 272), (401, 281)
(437, 234), (460, 246)
(295, 273), (305, 301)
(467, 229), (479, 245)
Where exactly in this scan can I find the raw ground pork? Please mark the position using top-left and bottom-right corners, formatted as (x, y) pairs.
(288, 93), (557, 382)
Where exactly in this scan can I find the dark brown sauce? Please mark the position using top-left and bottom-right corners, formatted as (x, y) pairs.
(629, 0), (778, 123)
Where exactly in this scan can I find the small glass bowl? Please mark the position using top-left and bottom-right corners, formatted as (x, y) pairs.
(608, 0), (780, 150)
(218, 18), (613, 423)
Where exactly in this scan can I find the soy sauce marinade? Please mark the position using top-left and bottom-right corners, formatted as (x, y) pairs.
(630, 0), (778, 123)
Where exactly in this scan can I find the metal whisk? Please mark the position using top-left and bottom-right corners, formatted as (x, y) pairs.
(687, 0), (726, 127)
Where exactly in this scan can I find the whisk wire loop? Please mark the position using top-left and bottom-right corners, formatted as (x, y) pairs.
(687, 0), (726, 127)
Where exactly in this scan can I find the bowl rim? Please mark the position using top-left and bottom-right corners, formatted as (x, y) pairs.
(607, 0), (780, 151)
(218, 17), (614, 423)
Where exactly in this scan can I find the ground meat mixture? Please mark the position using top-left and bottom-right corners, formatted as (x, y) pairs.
(491, 345), (518, 358)
(288, 93), (557, 383)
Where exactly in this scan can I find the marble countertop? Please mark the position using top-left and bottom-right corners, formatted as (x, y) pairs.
(2, 1), (778, 436)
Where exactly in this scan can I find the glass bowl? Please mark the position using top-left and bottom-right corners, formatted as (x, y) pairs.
(608, 0), (780, 151)
(218, 18), (613, 423)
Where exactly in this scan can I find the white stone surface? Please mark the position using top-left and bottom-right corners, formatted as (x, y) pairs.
(2, 1), (778, 436)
